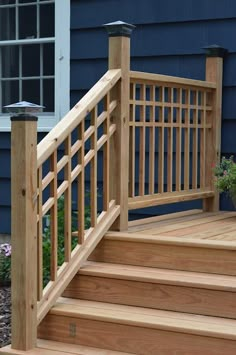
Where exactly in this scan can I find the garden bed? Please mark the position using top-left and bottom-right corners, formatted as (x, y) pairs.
(0, 286), (11, 347)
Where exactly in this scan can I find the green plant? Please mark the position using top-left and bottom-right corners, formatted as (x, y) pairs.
(0, 243), (11, 283)
(213, 156), (236, 198)
(42, 195), (91, 286)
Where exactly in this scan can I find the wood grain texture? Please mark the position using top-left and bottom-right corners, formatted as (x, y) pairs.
(64, 268), (236, 318)
(90, 238), (236, 275)
(203, 56), (223, 212)
(130, 70), (217, 89)
(128, 189), (214, 209)
(108, 36), (130, 231)
(11, 120), (37, 350)
(38, 298), (236, 354)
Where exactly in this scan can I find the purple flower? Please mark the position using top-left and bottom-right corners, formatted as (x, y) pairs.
(0, 243), (11, 257)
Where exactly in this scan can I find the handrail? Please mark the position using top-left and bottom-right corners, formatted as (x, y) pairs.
(36, 68), (122, 322)
(37, 69), (121, 167)
(130, 70), (217, 89)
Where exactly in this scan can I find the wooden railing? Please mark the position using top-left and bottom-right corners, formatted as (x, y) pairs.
(128, 63), (222, 211)
(36, 69), (121, 323)
(9, 21), (224, 352)
(10, 21), (133, 351)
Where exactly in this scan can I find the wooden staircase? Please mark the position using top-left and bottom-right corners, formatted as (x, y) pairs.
(1, 21), (233, 355)
(34, 210), (236, 354)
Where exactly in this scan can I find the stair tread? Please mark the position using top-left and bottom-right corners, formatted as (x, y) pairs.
(79, 261), (236, 291)
(0, 340), (131, 354)
(105, 231), (236, 250)
(52, 298), (236, 341)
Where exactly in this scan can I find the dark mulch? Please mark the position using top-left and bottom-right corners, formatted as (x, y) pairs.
(0, 286), (11, 348)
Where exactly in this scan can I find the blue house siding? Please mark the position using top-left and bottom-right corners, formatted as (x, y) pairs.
(1, 0), (236, 233)
(70, 0), (236, 218)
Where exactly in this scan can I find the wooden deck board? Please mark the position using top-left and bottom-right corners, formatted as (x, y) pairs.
(129, 210), (236, 242)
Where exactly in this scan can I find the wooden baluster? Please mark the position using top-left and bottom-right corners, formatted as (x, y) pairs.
(91, 106), (98, 227)
(203, 45), (226, 211)
(184, 89), (190, 190)
(200, 91), (206, 190)
(37, 166), (43, 300)
(192, 91), (199, 189)
(158, 86), (165, 193)
(176, 88), (182, 191)
(129, 82), (136, 197)
(167, 87), (173, 192)
(50, 151), (58, 281)
(149, 85), (155, 194)
(11, 115), (37, 350)
(64, 135), (72, 261)
(139, 84), (146, 196)
(78, 120), (85, 243)
(104, 21), (135, 231)
(103, 95), (110, 211)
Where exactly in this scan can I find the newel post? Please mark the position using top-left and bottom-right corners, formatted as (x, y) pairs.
(203, 45), (227, 212)
(9, 104), (39, 350)
(103, 21), (135, 231)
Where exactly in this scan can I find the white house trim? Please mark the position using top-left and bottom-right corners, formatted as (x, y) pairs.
(0, 0), (70, 132)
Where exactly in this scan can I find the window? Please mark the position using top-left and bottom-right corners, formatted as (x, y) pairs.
(0, 0), (70, 131)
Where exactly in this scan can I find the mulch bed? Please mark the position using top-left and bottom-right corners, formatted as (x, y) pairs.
(0, 286), (11, 347)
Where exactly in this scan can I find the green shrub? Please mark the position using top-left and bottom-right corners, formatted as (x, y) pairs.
(213, 156), (236, 198)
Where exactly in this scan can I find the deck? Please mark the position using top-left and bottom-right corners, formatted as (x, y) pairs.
(128, 210), (236, 242)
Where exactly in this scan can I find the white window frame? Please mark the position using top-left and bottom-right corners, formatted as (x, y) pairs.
(0, 0), (70, 132)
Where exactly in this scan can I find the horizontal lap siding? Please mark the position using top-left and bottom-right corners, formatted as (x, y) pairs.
(1, 0), (236, 233)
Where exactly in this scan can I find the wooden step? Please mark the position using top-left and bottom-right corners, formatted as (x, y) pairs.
(89, 231), (236, 275)
(0, 339), (131, 354)
(38, 298), (236, 355)
(63, 261), (236, 318)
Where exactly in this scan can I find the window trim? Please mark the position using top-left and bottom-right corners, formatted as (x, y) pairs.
(0, 0), (70, 132)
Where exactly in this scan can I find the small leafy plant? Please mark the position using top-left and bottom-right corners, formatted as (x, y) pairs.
(0, 196), (91, 286)
(213, 156), (236, 199)
(42, 195), (91, 286)
(0, 243), (11, 283)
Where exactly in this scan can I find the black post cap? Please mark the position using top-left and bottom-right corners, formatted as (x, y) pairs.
(203, 45), (228, 58)
(103, 20), (135, 38)
(11, 114), (38, 122)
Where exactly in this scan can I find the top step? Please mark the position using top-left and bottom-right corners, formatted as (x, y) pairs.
(90, 211), (236, 275)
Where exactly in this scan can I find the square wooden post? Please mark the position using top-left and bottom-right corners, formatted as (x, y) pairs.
(11, 115), (38, 350)
(103, 21), (135, 231)
(203, 45), (227, 212)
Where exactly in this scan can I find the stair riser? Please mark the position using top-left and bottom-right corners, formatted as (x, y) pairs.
(63, 275), (236, 319)
(89, 239), (236, 275)
(38, 314), (236, 355)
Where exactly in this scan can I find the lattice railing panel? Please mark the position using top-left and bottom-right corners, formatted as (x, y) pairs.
(128, 71), (216, 209)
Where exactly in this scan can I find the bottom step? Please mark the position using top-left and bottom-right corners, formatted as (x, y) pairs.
(38, 298), (236, 355)
(0, 340), (131, 355)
